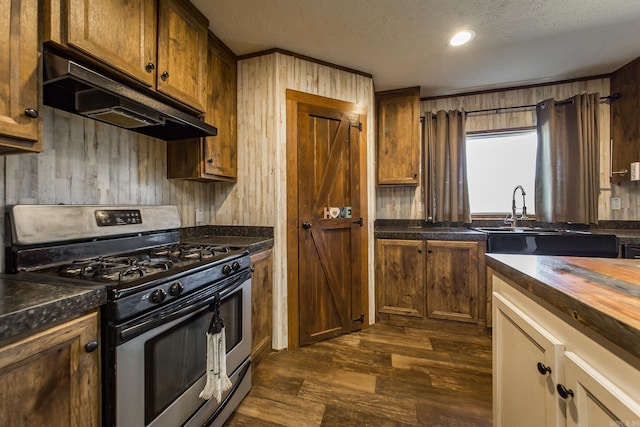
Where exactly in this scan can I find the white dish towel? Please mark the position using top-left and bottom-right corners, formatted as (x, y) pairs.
(199, 298), (232, 403)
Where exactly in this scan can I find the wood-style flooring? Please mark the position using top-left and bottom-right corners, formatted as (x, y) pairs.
(225, 323), (493, 426)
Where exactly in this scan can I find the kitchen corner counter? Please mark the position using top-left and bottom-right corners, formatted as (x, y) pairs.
(375, 226), (486, 241)
(0, 276), (106, 343)
(486, 254), (640, 363)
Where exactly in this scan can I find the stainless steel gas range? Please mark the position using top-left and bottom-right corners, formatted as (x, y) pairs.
(6, 205), (252, 427)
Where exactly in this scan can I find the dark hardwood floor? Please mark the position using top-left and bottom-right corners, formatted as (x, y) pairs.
(226, 323), (492, 426)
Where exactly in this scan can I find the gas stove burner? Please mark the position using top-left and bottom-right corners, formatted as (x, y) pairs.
(58, 260), (105, 278)
(93, 265), (145, 283)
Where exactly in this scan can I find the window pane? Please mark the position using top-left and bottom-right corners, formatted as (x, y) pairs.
(466, 131), (537, 214)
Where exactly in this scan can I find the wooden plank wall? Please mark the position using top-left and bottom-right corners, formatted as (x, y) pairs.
(0, 106), (217, 272)
(234, 52), (375, 349)
(375, 78), (640, 221)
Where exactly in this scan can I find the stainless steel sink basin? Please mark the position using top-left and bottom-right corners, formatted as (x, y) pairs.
(470, 227), (618, 257)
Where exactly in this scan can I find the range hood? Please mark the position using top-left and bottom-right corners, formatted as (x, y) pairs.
(42, 51), (216, 140)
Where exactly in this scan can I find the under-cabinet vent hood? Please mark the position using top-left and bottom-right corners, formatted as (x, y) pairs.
(43, 51), (217, 140)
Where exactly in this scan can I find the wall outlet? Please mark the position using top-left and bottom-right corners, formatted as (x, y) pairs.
(195, 208), (204, 224)
(611, 197), (622, 210)
(631, 162), (640, 181)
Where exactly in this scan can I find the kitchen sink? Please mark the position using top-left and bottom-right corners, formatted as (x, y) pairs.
(471, 227), (619, 257)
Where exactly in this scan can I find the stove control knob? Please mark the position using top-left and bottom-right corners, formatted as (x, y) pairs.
(169, 282), (184, 296)
(150, 288), (167, 304)
(222, 264), (232, 275)
(232, 261), (241, 271)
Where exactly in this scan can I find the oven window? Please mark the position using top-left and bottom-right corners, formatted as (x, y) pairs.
(145, 309), (209, 424)
(144, 289), (244, 423)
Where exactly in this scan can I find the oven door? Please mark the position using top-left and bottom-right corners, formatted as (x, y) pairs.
(113, 275), (251, 427)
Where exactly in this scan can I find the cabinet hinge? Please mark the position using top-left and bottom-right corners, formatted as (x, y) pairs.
(351, 122), (362, 132)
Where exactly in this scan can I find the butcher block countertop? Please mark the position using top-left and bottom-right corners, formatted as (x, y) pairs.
(487, 254), (640, 363)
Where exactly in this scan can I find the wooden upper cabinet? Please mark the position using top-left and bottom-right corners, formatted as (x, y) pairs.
(376, 86), (421, 185)
(610, 56), (640, 183)
(167, 32), (237, 181)
(156, 0), (208, 111)
(66, 0), (157, 87)
(45, 0), (208, 112)
(0, 0), (42, 154)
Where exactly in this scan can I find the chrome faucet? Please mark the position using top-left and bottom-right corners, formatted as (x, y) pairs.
(506, 185), (528, 227)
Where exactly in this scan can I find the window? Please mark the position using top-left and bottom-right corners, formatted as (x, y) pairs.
(465, 130), (537, 215)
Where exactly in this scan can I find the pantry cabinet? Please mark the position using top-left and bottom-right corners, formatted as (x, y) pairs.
(0, 312), (100, 426)
(375, 238), (485, 327)
(45, 0), (208, 112)
(610, 56), (640, 183)
(167, 33), (237, 181)
(0, 0), (43, 154)
(492, 274), (640, 427)
(376, 87), (421, 185)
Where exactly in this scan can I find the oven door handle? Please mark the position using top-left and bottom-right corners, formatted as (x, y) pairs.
(115, 270), (250, 344)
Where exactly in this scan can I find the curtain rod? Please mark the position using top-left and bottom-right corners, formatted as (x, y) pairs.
(420, 93), (619, 119)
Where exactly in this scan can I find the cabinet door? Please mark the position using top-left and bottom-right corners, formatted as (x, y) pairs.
(0, 0), (42, 153)
(157, 0), (208, 112)
(563, 351), (640, 427)
(250, 249), (273, 372)
(67, 0), (157, 86)
(493, 292), (565, 427)
(0, 312), (100, 426)
(375, 239), (426, 318)
(376, 87), (420, 185)
(426, 240), (479, 323)
(203, 34), (238, 180)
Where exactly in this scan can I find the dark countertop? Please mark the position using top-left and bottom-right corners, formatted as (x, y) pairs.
(375, 226), (487, 241)
(0, 276), (106, 344)
(591, 228), (640, 245)
(486, 254), (640, 364)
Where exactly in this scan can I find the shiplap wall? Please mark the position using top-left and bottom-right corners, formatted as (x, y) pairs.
(376, 77), (640, 221)
(233, 52), (375, 349)
(0, 106), (219, 272)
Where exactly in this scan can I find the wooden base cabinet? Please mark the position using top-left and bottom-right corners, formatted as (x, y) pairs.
(250, 249), (273, 373)
(0, 312), (101, 426)
(492, 273), (640, 427)
(375, 238), (485, 328)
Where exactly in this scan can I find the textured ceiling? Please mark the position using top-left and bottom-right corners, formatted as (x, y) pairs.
(190, 0), (640, 97)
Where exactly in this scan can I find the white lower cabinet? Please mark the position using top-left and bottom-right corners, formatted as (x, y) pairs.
(492, 274), (640, 427)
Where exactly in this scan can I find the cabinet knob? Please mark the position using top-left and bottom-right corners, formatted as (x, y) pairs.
(536, 362), (552, 375)
(207, 158), (213, 163)
(24, 108), (38, 118)
(302, 221), (312, 230)
(417, 248), (423, 253)
(556, 384), (574, 399)
(161, 71), (169, 81)
(145, 62), (155, 73)
(427, 249), (433, 253)
(84, 340), (99, 353)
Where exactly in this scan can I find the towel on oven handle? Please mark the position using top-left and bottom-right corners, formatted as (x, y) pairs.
(199, 295), (232, 402)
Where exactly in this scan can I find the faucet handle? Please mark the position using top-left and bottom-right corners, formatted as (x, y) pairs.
(520, 206), (528, 220)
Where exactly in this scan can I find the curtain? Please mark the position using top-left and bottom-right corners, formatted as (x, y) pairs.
(424, 110), (470, 223)
(535, 93), (600, 224)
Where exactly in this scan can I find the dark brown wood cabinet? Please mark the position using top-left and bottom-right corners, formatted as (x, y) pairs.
(167, 33), (237, 181)
(375, 239), (426, 319)
(0, 0), (42, 154)
(426, 240), (482, 323)
(250, 249), (273, 373)
(611, 56), (640, 183)
(45, 0), (208, 112)
(375, 238), (486, 328)
(0, 312), (100, 426)
(376, 87), (421, 186)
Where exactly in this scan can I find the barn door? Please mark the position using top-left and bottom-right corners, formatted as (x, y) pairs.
(288, 93), (367, 348)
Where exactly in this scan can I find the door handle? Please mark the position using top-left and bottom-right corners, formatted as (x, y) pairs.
(352, 218), (363, 226)
(302, 221), (312, 230)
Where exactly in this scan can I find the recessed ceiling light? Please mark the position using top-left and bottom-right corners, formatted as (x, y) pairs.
(449, 30), (476, 46)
